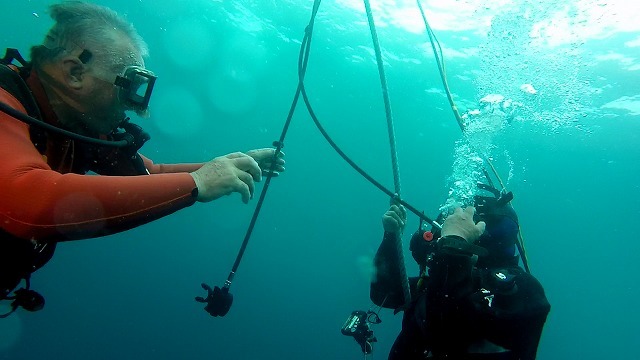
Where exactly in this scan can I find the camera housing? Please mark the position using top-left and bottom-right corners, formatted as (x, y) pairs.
(341, 310), (377, 354)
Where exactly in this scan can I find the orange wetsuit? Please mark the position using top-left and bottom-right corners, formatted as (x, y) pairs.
(0, 68), (203, 242)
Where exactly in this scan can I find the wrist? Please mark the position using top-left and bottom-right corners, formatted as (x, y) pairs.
(383, 231), (398, 241)
(189, 172), (204, 201)
(438, 234), (467, 243)
(437, 235), (488, 257)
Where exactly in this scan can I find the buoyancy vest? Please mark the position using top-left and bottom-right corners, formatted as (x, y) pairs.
(0, 50), (57, 312)
(0, 49), (149, 313)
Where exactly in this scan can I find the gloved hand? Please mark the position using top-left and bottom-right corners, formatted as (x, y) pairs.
(441, 206), (486, 243)
(190, 152), (262, 203)
(245, 148), (286, 177)
(382, 203), (406, 234)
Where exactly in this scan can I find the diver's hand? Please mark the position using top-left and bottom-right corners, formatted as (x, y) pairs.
(441, 206), (486, 243)
(245, 148), (286, 177)
(382, 204), (407, 234)
(190, 152), (262, 203)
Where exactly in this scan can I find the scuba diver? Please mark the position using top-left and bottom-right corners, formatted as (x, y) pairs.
(370, 185), (550, 359)
(0, 1), (285, 318)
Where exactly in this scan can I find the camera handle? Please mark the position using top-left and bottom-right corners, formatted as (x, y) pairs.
(341, 310), (379, 356)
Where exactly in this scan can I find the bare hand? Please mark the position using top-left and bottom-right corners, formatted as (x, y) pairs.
(441, 206), (486, 243)
(245, 148), (286, 177)
(382, 204), (407, 234)
(190, 152), (262, 203)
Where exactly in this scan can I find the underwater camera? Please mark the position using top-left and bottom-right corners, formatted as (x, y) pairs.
(341, 310), (378, 354)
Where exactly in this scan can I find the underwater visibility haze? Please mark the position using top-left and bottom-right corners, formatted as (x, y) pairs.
(1, 0), (639, 359)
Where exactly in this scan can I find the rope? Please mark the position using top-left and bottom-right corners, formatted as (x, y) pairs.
(219, 0), (323, 291)
(362, 0), (411, 304)
(416, 0), (530, 272)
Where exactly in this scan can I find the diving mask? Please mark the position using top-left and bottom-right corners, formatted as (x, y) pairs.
(75, 48), (157, 116)
(113, 65), (156, 113)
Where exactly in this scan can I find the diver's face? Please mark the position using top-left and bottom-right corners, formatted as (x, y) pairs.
(80, 75), (126, 134)
(82, 41), (145, 134)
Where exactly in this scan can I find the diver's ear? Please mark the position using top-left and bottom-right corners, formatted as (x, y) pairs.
(60, 55), (87, 90)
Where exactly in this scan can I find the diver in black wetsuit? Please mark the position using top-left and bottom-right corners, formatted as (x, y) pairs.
(371, 187), (551, 360)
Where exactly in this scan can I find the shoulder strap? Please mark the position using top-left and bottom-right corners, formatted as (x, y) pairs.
(0, 50), (47, 152)
(0, 49), (41, 120)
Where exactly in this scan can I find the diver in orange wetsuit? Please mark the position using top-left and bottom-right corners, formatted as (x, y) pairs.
(0, 2), (285, 317)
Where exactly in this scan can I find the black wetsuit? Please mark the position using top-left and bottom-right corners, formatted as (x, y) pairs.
(371, 232), (551, 360)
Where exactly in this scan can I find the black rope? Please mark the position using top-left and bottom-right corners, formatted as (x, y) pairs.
(229, 1), (320, 279)
(195, 0), (324, 317)
(298, 65), (439, 229)
(227, 2), (319, 276)
(197, 0), (448, 317)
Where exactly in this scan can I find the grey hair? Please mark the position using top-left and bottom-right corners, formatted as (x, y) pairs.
(31, 1), (148, 73)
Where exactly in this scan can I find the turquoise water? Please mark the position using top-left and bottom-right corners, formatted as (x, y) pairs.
(1, 0), (639, 359)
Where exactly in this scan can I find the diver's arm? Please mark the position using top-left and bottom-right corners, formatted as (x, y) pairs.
(0, 89), (198, 241)
(140, 147), (285, 176)
(426, 236), (477, 301)
(371, 203), (415, 308)
(478, 269), (551, 359)
(511, 313), (548, 360)
(427, 207), (486, 301)
(370, 231), (408, 309)
(141, 155), (204, 174)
